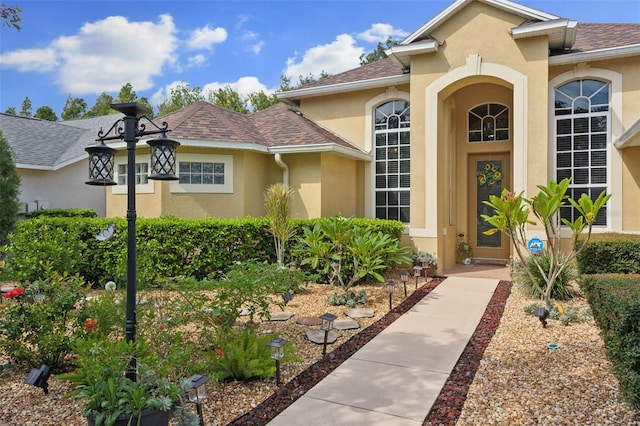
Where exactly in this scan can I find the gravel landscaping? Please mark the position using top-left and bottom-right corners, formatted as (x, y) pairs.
(1, 271), (638, 425)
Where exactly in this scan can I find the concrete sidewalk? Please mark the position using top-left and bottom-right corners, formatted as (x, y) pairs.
(266, 276), (499, 426)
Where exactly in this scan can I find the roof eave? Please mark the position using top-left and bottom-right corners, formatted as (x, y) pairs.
(511, 19), (577, 50)
(403, 0), (560, 45)
(277, 74), (410, 101)
(615, 118), (640, 149)
(386, 40), (440, 68)
(269, 143), (372, 161)
(549, 44), (640, 66)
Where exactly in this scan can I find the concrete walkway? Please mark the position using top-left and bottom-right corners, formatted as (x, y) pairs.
(267, 276), (500, 426)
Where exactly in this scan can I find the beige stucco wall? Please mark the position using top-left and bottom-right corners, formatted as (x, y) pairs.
(320, 153), (360, 217)
(19, 161), (106, 216)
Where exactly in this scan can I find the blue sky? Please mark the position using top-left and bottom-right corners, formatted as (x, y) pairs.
(1, 0), (638, 117)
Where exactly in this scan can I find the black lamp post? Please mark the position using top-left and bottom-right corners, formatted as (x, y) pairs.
(85, 103), (179, 380)
(400, 271), (409, 297)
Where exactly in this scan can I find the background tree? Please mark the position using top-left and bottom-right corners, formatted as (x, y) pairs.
(1, 2), (21, 30)
(207, 86), (249, 114)
(4, 107), (16, 115)
(248, 91), (279, 112)
(85, 92), (114, 117)
(19, 96), (32, 117)
(61, 95), (87, 120)
(359, 37), (400, 65)
(0, 131), (21, 248)
(156, 82), (203, 117)
(34, 105), (58, 121)
(115, 83), (137, 104)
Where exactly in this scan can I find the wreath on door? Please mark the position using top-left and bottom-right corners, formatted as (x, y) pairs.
(477, 162), (503, 187)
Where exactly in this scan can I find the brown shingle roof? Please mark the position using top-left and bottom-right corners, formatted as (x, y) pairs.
(555, 23), (640, 55)
(296, 57), (405, 89)
(251, 103), (361, 150)
(146, 101), (364, 153)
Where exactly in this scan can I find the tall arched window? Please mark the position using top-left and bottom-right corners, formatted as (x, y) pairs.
(374, 100), (410, 222)
(554, 79), (609, 225)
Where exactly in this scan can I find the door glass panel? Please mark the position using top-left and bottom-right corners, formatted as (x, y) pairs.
(476, 160), (502, 248)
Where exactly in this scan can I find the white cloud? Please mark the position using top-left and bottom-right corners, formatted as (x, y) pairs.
(284, 34), (363, 80)
(187, 54), (207, 68)
(357, 23), (408, 43)
(0, 47), (59, 72)
(236, 14), (252, 30)
(150, 80), (189, 108)
(241, 30), (259, 41)
(1, 14), (179, 95)
(186, 24), (227, 50)
(250, 41), (265, 54)
(202, 76), (270, 98)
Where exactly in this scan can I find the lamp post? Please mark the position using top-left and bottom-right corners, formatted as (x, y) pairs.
(319, 312), (337, 358)
(267, 337), (287, 386)
(386, 280), (396, 310)
(399, 271), (409, 297)
(413, 265), (422, 290)
(187, 374), (210, 425)
(85, 103), (179, 380)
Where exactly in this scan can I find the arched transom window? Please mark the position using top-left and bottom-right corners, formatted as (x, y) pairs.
(554, 79), (609, 226)
(374, 100), (410, 223)
(468, 103), (509, 142)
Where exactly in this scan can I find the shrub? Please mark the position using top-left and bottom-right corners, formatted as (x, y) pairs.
(576, 234), (640, 274)
(513, 251), (577, 301)
(26, 208), (97, 218)
(581, 274), (640, 407)
(0, 265), (89, 369)
(208, 327), (299, 382)
(328, 290), (367, 307)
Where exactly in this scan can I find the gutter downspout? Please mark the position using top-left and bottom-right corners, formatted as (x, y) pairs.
(274, 153), (289, 186)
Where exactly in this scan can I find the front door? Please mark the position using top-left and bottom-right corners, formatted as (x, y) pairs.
(468, 153), (510, 262)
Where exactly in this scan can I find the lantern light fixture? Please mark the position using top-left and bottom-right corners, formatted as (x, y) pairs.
(267, 337), (287, 386)
(413, 265), (423, 289)
(399, 271), (410, 296)
(186, 374), (210, 425)
(386, 280), (396, 310)
(319, 313), (337, 358)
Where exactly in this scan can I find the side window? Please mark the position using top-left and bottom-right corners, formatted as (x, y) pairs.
(374, 100), (410, 222)
(554, 79), (609, 226)
(170, 154), (233, 193)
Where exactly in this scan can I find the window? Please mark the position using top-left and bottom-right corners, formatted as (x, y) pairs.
(170, 154), (233, 193)
(178, 162), (225, 185)
(468, 103), (509, 142)
(117, 163), (149, 185)
(374, 100), (410, 222)
(554, 79), (609, 226)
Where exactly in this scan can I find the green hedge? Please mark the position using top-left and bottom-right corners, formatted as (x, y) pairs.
(26, 208), (97, 218)
(4, 216), (404, 288)
(576, 234), (640, 275)
(580, 274), (640, 408)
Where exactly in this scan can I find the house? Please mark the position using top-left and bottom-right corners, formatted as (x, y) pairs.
(5, 0), (640, 270)
(0, 113), (119, 217)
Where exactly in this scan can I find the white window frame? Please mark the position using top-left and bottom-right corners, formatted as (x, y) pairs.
(170, 153), (233, 194)
(112, 156), (154, 194)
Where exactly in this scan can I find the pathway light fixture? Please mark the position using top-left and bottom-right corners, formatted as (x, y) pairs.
(24, 364), (51, 394)
(534, 307), (549, 328)
(386, 280), (396, 310)
(186, 374), (210, 425)
(413, 265), (423, 289)
(399, 271), (410, 297)
(319, 312), (337, 358)
(267, 337), (287, 386)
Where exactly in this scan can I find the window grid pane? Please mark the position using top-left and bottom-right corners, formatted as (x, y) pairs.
(375, 100), (410, 223)
(468, 103), (509, 142)
(554, 79), (609, 227)
(179, 161), (225, 185)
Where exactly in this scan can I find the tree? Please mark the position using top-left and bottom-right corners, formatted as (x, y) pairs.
(115, 83), (137, 104)
(264, 183), (295, 266)
(1, 2), (21, 30)
(4, 106), (16, 115)
(0, 131), (21, 248)
(248, 91), (279, 112)
(84, 92), (114, 117)
(34, 106), (58, 121)
(359, 37), (400, 65)
(19, 96), (32, 117)
(61, 95), (87, 120)
(207, 86), (249, 114)
(156, 82), (203, 117)
(482, 178), (611, 310)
